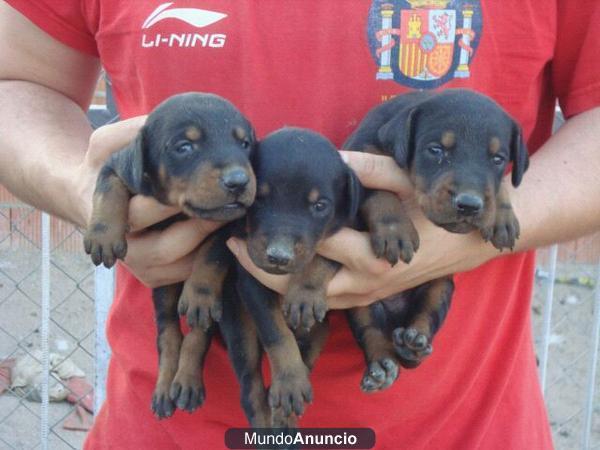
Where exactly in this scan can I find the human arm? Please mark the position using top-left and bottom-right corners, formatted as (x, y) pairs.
(228, 106), (600, 308)
(0, 2), (220, 287)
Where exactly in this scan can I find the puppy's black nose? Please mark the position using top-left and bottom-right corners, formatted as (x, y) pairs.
(454, 193), (484, 216)
(266, 245), (293, 267)
(221, 167), (249, 195)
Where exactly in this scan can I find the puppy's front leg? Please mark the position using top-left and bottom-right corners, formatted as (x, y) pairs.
(83, 165), (130, 268)
(361, 190), (420, 266)
(178, 230), (232, 330)
(481, 181), (521, 250)
(283, 255), (337, 331)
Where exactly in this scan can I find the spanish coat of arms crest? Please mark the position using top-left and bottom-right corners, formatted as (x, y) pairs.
(368, 0), (482, 88)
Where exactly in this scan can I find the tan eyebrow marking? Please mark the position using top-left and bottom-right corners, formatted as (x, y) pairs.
(185, 126), (201, 141)
(489, 136), (501, 154)
(441, 131), (455, 148)
(234, 126), (247, 140)
(308, 189), (320, 203)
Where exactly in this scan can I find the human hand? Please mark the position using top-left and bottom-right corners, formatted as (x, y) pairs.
(75, 117), (222, 288)
(227, 150), (497, 308)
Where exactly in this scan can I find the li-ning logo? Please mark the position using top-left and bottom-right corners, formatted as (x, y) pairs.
(141, 2), (228, 49)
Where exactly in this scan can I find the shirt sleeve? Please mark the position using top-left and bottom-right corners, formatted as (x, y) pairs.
(5, 0), (98, 56)
(553, 0), (600, 118)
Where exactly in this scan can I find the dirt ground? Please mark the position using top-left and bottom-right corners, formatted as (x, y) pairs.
(531, 252), (600, 450)
(0, 246), (599, 449)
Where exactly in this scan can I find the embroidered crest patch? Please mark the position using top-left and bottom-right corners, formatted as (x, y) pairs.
(368, 0), (482, 88)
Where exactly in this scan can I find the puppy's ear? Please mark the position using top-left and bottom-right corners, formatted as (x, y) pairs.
(510, 122), (529, 187)
(377, 107), (419, 168)
(122, 126), (150, 194)
(249, 127), (258, 155)
(345, 166), (363, 222)
(249, 134), (260, 166)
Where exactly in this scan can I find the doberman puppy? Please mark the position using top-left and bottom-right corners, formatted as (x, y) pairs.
(224, 127), (362, 428)
(343, 88), (529, 391)
(83, 92), (257, 418)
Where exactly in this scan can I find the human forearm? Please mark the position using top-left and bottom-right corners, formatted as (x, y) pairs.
(0, 80), (94, 226)
(510, 107), (600, 251)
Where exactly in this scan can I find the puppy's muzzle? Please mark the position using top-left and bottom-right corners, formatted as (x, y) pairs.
(266, 244), (294, 268)
(220, 166), (250, 196)
(264, 236), (296, 270)
(453, 192), (484, 217)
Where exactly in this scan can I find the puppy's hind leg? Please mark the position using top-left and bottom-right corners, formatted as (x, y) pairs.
(296, 319), (329, 372)
(347, 305), (399, 393)
(151, 284), (184, 419)
(268, 319), (331, 430)
(236, 265), (312, 429)
(392, 276), (454, 368)
(220, 275), (270, 428)
(170, 326), (213, 413)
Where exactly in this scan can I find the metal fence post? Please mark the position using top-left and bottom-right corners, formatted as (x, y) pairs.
(88, 74), (119, 415)
(94, 266), (114, 415)
(40, 212), (50, 450)
(539, 244), (559, 393)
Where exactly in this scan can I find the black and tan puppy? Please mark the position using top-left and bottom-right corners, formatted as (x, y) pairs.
(228, 127), (361, 427)
(83, 92), (257, 418)
(344, 88), (529, 391)
(348, 88), (528, 247)
(246, 128), (361, 330)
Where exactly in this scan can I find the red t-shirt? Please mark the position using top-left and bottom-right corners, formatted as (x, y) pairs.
(8, 1), (600, 448)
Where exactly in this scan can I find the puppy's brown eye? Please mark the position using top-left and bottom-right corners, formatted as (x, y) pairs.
(175, 142), (193, 155)
(241, 139), (251, 149)
(492, 154), (506, 165)
(312, 199), (330, 214)
(428, 146), (443, 156)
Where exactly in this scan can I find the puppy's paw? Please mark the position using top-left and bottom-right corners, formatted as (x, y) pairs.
(361, 357), (399, 393)
(370, 217), (420, 266)
(481, 206), (520, 251)
(282, 285), (328, 331)
(151, 386), (175, 419)
(83, 221), (127, 268)
(269, 370), (313, 419)
(392, 327), (432, 369)
(271, 407), (299, 430)
(178, 282), (222, 330)
(169, 372), (205, 413)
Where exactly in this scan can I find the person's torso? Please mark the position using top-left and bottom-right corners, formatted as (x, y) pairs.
(88, 0), (556, 148)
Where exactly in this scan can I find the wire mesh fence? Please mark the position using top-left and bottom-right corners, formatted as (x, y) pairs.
(534, 242), (600, 449)
(0, 207), (95, 449)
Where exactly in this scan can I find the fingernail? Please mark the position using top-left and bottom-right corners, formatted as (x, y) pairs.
(340, 151), (349, 164)
(227, 238), (239, 256)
